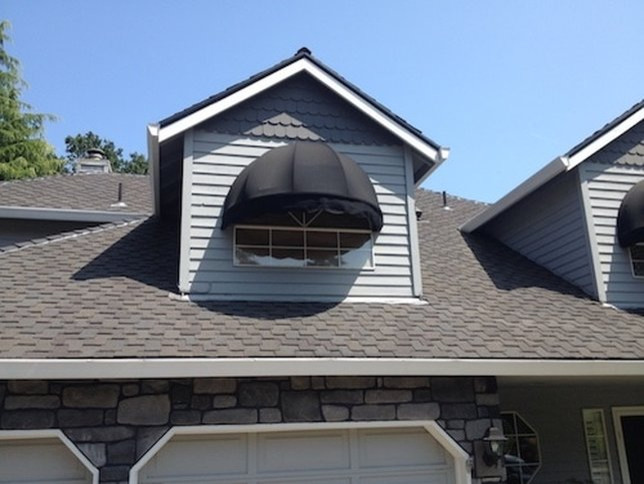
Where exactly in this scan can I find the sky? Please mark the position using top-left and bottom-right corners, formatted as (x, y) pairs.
(4, 0), (644, 203)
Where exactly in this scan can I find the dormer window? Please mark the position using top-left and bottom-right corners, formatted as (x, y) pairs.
(223, 142), (382, 270)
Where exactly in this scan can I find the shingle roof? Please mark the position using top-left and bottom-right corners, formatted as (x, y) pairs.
(0, 173), (152, 213)
(1, 189), (643, 360)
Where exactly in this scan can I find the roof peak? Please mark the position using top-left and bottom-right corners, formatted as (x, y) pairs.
(296, 46), (312, 56)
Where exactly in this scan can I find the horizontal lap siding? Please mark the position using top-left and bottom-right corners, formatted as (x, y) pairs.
(484, 170), (595, 296)
(186, 132), (413, 298)
(583, 162), (644, 306)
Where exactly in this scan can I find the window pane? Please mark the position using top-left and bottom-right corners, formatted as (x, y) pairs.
(235, 247), (269, 265)
(307, 249), (339, 267)
(340, 249), (372, 269)
(236, 228), (269, 246)
(631, 244), (644, 260)
(340, 232), (371, 249)
(307, 231), (338, 248)
(634, 261), (644, 276)
(271, 249), (305, 267)
(272, 230), (304, 247)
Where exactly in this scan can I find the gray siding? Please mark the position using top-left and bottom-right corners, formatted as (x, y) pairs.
(499, 380), (644, 484)
(483, 170), (595, 297)
(581, 161), (644, 307)
(183, 131), (415, 300)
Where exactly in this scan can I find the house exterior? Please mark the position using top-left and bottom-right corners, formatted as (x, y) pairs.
(0, 48), (643, 484)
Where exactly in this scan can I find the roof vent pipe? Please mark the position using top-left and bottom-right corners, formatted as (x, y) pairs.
(442, 191), (451, 210)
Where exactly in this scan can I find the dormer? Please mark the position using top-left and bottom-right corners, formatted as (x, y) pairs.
(147, 49), (449, 302)
(462, 99), (644, 309)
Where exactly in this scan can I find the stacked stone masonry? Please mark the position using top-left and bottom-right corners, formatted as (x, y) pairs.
(0, 376), (500, 483)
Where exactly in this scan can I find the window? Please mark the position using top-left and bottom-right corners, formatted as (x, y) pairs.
(501, 412), (541, 484)
(629, 244), (644, 277)
(582, 409), (613, 484)
(234, 225), (374, 269)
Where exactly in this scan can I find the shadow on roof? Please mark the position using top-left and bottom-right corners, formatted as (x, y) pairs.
(462, 231), (592, 300)
(193, 299), (342, 319)
(73, 218), (178, 293)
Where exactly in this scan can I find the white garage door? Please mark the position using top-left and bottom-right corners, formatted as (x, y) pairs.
(139, 427), (456, 484)
(0, 438), (93, 484)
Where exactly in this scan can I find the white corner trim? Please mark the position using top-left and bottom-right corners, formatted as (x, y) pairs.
(178, 129), (194, 293)
(460, 156), (569, 232)
(129, 421), (471, 484)
(3, 358), (644, 380)
(157, 58), (442, 163)
(0, 206), (148, 223)
(0, 429), (100, 484)
(147, 124), (161, 216)
(404, 146), (423, 296)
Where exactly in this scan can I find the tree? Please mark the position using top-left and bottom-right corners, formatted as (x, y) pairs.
(64, 131), (148, 174)
(0, 21), (63, 180)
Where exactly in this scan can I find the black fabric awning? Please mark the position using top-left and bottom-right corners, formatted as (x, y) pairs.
(222, 142), (383, 230)
(617, 180), (644, 247)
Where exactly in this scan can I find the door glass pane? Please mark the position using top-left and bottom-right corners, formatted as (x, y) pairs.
(340, 249), (372, 269)
(307, 249), (339, 267)
(340, 232), (371, 249)
(271, 249), (305, 267)
(236, 247), (270, 265)
(272, 230), (304, 247)
(307, 231), (338, 248)
(236, 228), (269, 246)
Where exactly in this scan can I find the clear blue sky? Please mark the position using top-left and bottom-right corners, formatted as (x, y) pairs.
(5, 1), (644, 202)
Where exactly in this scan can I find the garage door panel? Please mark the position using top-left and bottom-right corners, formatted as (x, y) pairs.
(139, 427), (456, 484)
(142, 434), (248, 480)
(357, 428), (449, 468)
(257, 430), (350, 473)
(0, 438), (92, 484)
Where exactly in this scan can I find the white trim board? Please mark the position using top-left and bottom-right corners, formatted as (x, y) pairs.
(612, 405), (644, 484)
(3, 357), (644, 380)
(129, 421), (471, 484)
(0, 429), (100, 484)
(461, 102), (644, 233)
(0, 206), (148, 223)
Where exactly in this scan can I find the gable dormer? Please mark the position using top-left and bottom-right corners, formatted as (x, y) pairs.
(462, 99), (644, 308)
(147, 49), (448, 302)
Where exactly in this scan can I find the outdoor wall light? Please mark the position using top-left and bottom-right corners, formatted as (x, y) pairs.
(482, 426), (507, 465)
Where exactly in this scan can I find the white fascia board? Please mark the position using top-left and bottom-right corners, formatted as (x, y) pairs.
(461, 104), (644, 233)
(3, 357), (644, 380)
(414, 147), (451, 187)
(567, 104), (644, 168)
(0, 206), (148, 223)
(157, 58), (441, 163)
(147, 124), (161, 216)
(459, 156), (569, 233)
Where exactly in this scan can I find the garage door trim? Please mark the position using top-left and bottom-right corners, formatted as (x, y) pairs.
(130, 420), (471, 484)
(0, 429), (100, 484)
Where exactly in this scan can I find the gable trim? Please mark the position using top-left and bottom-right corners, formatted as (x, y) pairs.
(461, 102), (644, 233)
(0, 205), (148, 223)
(155, 57), (444, 165)
(3, 357), (644, 380)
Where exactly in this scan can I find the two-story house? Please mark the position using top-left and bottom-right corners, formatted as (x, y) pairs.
(0, 48), (643, 484)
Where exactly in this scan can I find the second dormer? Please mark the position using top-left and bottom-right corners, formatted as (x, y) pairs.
(147, 49), (448, 302)
(462, 99), (644, 309)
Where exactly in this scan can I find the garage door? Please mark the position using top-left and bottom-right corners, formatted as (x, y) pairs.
(0, 437), (93, 484)
(139, 427), (456, 484)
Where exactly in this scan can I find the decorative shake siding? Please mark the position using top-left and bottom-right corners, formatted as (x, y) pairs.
(482, 170), (595, 297)
(578, 120), (644, 307)
(179, 74), (420, 300)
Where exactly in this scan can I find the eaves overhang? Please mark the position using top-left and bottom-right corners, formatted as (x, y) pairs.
(3, 357), (644, 380)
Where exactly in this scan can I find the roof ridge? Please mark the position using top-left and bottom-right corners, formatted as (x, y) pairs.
(416, 187), (488, 206)
(0, 172), (149, 187)
(0, 218), (146, 256)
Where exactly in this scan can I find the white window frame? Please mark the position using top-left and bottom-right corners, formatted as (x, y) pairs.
(582, 408), (614, 484)
(612, 405), (644, 484)
(129, 420), (471, 484)
(0, 429), (99, 484)
(627, 243), (644, 278)
(501, 411), (542, 484)
(233, 224), (376, 270)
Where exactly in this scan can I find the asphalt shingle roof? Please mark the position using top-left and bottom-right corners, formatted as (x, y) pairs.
(1, 189), (643, 360)
(0, 173), (152, 213)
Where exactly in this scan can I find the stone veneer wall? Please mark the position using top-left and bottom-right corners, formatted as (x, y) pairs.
(0, 376), (500, 483)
